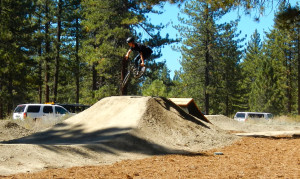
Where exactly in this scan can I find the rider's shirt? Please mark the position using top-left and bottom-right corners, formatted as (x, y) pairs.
(130, 43), (152, 58)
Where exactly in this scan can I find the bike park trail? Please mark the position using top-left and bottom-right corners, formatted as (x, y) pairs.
(0, 96), (237, 175)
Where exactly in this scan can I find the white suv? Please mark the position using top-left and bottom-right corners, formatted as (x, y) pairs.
(13, 104), (70, 121)
(234, 112), (273, 122)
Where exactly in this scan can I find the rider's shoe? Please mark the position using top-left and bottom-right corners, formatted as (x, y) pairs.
(141, 66), (145, 73)
(134, 66), (145, 78)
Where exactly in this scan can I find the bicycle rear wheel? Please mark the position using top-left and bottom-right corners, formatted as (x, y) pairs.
(122, 71), (131, 88)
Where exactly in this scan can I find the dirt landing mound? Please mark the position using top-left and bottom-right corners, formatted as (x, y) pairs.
(0, 121), (33, 142)
(0, 96), (237, 175)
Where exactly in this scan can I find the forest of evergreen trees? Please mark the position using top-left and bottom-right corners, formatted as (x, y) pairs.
(0, 0), (299, 118)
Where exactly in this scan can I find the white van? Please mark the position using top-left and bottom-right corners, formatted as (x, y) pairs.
(13, 104), (70, 121)
(234, 112), (273, 122)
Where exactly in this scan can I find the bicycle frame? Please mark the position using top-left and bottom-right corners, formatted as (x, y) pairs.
(121, 60), (137, 89)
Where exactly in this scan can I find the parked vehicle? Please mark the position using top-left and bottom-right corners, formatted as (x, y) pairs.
(234, 112), (273, 122)
(13, 104), (71, 121)
(56, 103), (90, 113)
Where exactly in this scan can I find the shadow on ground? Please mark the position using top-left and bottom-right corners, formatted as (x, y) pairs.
(1, 123), (194, 157)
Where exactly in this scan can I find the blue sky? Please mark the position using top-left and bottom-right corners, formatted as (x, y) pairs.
(140, 1), (298, 78)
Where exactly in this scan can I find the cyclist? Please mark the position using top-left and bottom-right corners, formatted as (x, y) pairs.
(125, 37), (152, 77)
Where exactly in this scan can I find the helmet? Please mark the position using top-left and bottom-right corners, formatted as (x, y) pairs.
(126, 37), (134, 43)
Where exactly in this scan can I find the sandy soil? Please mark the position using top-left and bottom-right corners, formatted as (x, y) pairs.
(4, 137), (300, 179)
(0, 96), (299, 178)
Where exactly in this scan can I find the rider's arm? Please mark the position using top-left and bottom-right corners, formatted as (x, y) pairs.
(140, 52), (145, 67)
(125, 49), (132, 60)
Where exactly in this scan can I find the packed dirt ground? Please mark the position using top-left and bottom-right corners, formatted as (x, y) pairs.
(3, 137), (299, 179)
(0, 96), (299, 178)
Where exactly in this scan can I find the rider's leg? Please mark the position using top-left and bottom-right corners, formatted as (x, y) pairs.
(134, 55), (141, 70)
(137, 57), (147, 78)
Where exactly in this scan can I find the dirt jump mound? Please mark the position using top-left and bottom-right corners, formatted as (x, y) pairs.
(0, 96), (237, 175)
(6, 96), (237, 151)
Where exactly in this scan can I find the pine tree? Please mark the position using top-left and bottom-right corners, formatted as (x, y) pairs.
(168, 69), (190, 98)
(212, 20), (244, 115)
(261, 28), (290, 114)
(80, 0), (132, 103)
(175, 1), (219, 114)
(243, 28), (290, 115)
(174, 0), (248, 115)
(59, 0), (84, 104)
(242, 30), (263, 111)
(53, 0), (62, 102)
(141, 61), (173, 97)
(142, 79), (168, 97)
(0, 0), (37, 117)
(241, 2), (299, 115)
(0, 0), (178, 118)
(274, 2), (300, 114)
(80, 0), (176, 103)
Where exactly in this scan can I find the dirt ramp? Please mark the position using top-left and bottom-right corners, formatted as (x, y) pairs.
(62, 96), (149, 132)
(0, 96), (240, 175)
(5, 96), (149, 145)
(0, 121), (32, 142)
(6, 97), (237, 152)
(133, 98), (237, 152)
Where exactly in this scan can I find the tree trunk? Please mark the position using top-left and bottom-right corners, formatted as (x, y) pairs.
(53, 0), (62, 102)
(205, 47), (210, 115)
(75, 15), (80, 103)
(37, 16), (43, 103)
(204, 5), (210, 115)
(287, 49), (292, 113)
(0, 81), (3, 119)
(44, 0), (50, 103)
(226, 94), (229, 116)
(7, 77), (13, 115)
(38, 47), (43, 103)
(92, 62), (98, 91)
(0, 102), (3, 119)
(297, 26), (300, 115)
(285, 45), (291, 113)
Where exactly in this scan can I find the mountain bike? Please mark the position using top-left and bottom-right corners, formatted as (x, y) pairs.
(121, 58), (146, 88)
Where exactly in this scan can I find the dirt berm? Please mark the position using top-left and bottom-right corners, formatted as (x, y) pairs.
(0, 96), (237, 175)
